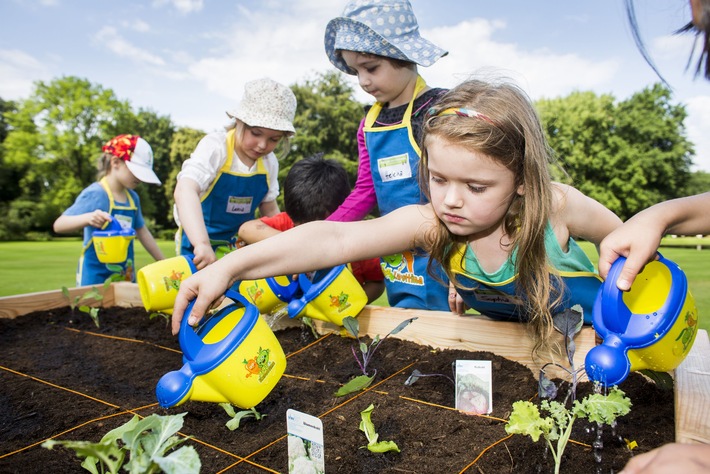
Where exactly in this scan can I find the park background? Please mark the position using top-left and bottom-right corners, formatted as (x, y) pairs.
(0, 1), (709, 332)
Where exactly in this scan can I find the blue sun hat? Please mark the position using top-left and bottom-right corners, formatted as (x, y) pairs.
(324, 0), (448, 75)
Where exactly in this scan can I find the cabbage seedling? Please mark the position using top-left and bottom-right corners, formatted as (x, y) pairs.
(334, 316), (417, 397)
(359, 404), (400, 453)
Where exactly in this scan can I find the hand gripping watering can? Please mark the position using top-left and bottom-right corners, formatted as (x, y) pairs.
(92, 218), (135, 264)
(156, 290), (286, 408)
(137, 255), (197, 313)
(585, 254), (700, 387)
(287, 264), (368, 326)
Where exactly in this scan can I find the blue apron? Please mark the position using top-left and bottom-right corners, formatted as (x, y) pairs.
(178, 129), (269, 256)
(77, 178), (138, 286)
(365, 76), (449, 310)
(449, 244), (602, 324)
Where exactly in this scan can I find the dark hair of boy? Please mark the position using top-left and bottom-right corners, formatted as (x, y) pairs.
(284, 153), (351, 225)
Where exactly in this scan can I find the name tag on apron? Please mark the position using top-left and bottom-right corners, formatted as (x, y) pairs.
(377, 153), (412, 182)
(227, 196), (253, 214)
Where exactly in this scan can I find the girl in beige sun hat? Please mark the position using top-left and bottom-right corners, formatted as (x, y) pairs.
(173, 77), (297, 270)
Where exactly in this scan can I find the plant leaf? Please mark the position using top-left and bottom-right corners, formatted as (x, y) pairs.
(388, 317), (417, 336)
(404, 369), (424, 386)
(225, 410), (257, 431)
(342, 316), (359, 338)
(638, 369), (674, 390)
(358, 403), (400, 453)
(537, 371), (557, 400)
(334, 374), (375, 397)
(505, 401), (552, 442)
(154, 445), (201, 474)
(366, 440), (401, 453)
(43, 439), (125, 474)
(552, 307), (583, 365)
(576, 387), (632, 425)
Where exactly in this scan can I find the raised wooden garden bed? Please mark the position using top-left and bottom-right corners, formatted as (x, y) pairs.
(0, 282), (708, 473)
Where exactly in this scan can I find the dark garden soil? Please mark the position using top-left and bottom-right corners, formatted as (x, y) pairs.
(0, 306), (675, 473)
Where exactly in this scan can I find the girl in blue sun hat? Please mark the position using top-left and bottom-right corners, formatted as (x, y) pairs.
(323, 0), (455, 312)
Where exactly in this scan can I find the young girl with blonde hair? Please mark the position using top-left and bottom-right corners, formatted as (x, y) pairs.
(54, 134), (165, 285)
(170, 78), (622, 352)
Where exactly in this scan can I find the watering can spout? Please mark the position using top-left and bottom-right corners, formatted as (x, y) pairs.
(156, 369), (232, 408)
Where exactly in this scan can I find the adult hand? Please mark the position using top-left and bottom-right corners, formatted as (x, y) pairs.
(620, 443), (710, 474)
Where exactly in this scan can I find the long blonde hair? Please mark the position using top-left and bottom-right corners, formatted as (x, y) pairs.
(420, 79), (563, 353)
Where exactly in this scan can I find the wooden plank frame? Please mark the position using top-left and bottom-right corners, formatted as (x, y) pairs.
(0, 281), (707, 444)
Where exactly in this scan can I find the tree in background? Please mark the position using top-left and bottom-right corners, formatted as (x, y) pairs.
(537, 84), (694, 221)
(285, 71), (364, 191)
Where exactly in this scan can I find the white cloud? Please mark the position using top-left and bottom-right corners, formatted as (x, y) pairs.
(684, 96), (710, 172)
(423, 19), (620, 101)
(124, 19), (151, 33)
(94, 26), (165, 66)
(152, 0), (203, 15)
(0, 49), (51, 99)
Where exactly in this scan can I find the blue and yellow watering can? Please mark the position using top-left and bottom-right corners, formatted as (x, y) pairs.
(585, 254), (700, 386)
(286, 265), (368, 326)
(92, 218), (135, 264)
(156, 290), (286, 408)
(138, 255), (197, 313)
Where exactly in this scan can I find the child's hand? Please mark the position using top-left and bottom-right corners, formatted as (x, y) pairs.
(448, 283), (467, 315)
(88, 210), (113, 229)
(171, 259), (234, 335)
(191, 243), (217, 270)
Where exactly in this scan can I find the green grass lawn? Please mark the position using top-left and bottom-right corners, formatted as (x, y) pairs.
(0, 238), (708, 333)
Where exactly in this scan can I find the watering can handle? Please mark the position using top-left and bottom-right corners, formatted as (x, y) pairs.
(102, 217), (122, 232)
(179, 290), (254, 361)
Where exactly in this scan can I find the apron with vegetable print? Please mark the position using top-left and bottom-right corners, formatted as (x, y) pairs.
(77, 177), (137, 286)
(364, 76), (449, 310)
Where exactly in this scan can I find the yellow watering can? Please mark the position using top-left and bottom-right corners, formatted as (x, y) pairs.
(156, 290), (286, 408)
(92, 218), (135, 264)
(137, 255), (197, 313)
(585, 254), (700, 386)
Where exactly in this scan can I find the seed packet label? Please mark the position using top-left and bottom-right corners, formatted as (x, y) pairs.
(287, 409), (325, 473)
(455, 360), (493, 415)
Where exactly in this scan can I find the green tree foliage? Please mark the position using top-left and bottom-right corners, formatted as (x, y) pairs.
(3, 77), (133, 234)
(537, 84), (694, 220)
(286, 71), (365, 185)
(166, 127), (205, 225)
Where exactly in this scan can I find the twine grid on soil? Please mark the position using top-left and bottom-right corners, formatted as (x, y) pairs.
(0, 306), (675, 473)
(1, 323), (519, 473)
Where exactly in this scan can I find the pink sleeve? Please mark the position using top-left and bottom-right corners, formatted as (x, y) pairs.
(326, 118), (378, 222)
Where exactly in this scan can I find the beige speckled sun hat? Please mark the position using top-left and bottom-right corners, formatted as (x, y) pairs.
(227, 78), (297, 134)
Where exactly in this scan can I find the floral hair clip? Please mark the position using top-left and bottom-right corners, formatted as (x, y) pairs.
(429, 107), (496, 125)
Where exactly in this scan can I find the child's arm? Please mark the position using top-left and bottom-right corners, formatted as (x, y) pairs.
(599, 192), (710, 290)
(53, 210), (112, 234)
(326, 119), (378, 222)
(174, 178), (216, 269)
(257, 200), (279, 218)
(238, 218), (281, 244)
(171, 204), (436, 334)
(553, 183), (622, 245)
(135, 226), (165, 261)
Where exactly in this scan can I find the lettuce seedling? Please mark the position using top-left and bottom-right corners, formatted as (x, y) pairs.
(334, 316), (417, 397)
(359, 404), (400, 453)
(505, 386), (631, 474)
(42, 412), (200, 474)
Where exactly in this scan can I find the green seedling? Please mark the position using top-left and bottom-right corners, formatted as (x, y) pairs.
(505, 386), (631, 474)
(61, 280), (111, 328)
(335, 316), (417, 397)
(42, 413), (200, 474)
(220, 404), (265, 431)
(359, 404), (400, 454)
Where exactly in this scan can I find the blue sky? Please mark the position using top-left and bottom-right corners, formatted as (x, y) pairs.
(2, 0), (709, 171)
